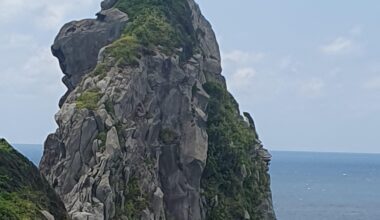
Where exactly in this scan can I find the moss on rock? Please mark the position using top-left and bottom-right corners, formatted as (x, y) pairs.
(159, 128), (178, 144)
(104, 0), (196, 65)
(105, 35), (140, 67)
(76, 89), (102, 110)
(125, 178), (149, 219)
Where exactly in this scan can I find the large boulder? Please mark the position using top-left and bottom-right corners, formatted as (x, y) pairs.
(52, 8), (128, 107)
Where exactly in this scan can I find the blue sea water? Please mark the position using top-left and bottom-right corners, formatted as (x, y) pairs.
(270, 151), (380, 220)
(13, 144), (43, 165)
(12, 145), (380, 219)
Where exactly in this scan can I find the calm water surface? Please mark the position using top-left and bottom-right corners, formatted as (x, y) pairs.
(270, 151), (380, 220)
(13, 145), (380, 219)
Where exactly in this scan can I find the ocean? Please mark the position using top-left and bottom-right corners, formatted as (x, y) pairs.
(13, 144), (43, 165)
(12, 145), (380, 220)
(271, 151), (380, 220)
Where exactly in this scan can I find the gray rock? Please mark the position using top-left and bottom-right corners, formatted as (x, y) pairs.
(52, 8), (128, 106)
(96, 173), (112, 203)
(101, 0), (117, 10)
(141, 209), (154, 220)
(105, 127), (120, 155)
(40, 0), (276, 220)
(240, 164), (248, 179)
(40, 210), (55, 220)
(71, 212), (100, 220)
(259, 148), (273, 163)
(244, 210), (251, 219)
(153, 187), (164, 220)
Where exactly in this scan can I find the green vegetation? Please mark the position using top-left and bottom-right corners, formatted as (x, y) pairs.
(104, 0), (195, 66)
(105, 35), (140, 67)
(122, 178), (149, 219)
(76, 89), (101, 110)
(96, 132), (107, 152)
(0, 191), (45, 220)
(192, 83), (200, 97)
(124, 9), (176, 50)
(105, 99), (115, 116)
(201, 82), (265, 220)
(93, 63), (109, 79)
(97, 132), (107, 144)
(0, 139), (12, 153)
(0, 138), (67, 219)
(0, 139), (38, 192)
(159, 128), (178, 144)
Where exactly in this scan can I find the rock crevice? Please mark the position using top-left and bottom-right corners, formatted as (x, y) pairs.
(40, 0), (276, 219)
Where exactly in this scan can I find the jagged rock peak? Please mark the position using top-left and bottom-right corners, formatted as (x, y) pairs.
(0, 138), (68, 219)
(41, 0), (276, 219)
(52, 6), (129, 107)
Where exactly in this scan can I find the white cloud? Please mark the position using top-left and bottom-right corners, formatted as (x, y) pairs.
(233, 68), (256, 82)
(23, 48), (60, 81)
(0, 33), (35, 50)
(0, 0), (98, 30)
(222, 50), (264, 91)
(34, 4), (70, 29)
(0, 0), (99, 93)
(0, 0), (25, 21)
(228, 67), (257, 89)
(223, 50), (265, 64)
(0, 0), (100, 144)
(0, 47), (63, 96)
(320, 37), (354, 55)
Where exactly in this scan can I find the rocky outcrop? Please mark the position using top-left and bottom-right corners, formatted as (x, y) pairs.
(52, 7), (128, 107)
(40, 0), (276, 219)
(101, 0), (118, 10)
(0, 138), (68, 219)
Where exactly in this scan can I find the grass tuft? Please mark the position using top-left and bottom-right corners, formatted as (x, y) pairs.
(76, 89), (101, 110)
(104, 0), (196, 66)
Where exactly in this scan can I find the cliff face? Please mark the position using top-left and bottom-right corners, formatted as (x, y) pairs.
(40, 0), (276, 219)
(0, 139), (68, 219)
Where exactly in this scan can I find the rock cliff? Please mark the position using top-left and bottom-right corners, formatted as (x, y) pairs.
(40, 0), (276, 219)
(0, 138), (68, 219)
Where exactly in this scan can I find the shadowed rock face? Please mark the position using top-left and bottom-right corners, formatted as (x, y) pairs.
(40, 0), (275, 219)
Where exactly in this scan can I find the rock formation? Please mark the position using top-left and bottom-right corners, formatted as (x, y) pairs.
(0, 138), (68, 219)
(40, 0), (276, 219)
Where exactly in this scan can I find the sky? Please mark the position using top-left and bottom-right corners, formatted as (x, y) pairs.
(0, 0), (379, 153)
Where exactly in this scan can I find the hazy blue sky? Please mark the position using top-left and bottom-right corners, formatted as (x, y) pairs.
(0, 0), (379, 153)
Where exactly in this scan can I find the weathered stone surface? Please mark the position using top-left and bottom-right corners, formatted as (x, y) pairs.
(244, 210), (251, 220)
(105, 127), (120, 155)
(52, 8), (128, 106)
(101, 0), (118, 10)
(40, 210), (55, 220)
(40, 0), (276, 220)
(186, 0), (225, 86)
(153, 187), (164, 220)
